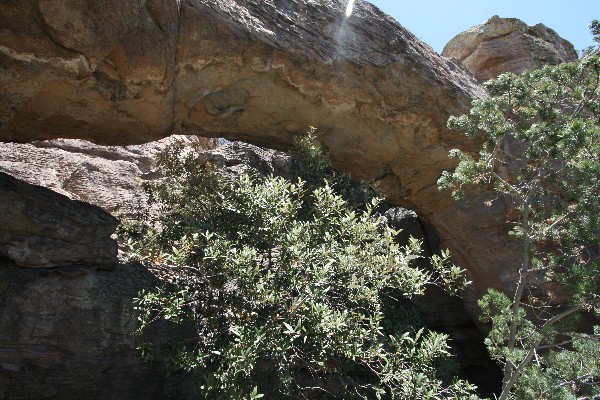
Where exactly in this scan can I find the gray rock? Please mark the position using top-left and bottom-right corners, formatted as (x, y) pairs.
(198, 141), (292, 179)
(0, 172), (118, 268)
(0, 260), (179, 400)
(0, 136), (216, 213)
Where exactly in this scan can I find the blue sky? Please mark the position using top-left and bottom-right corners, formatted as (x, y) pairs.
(368, 0), (600, 54)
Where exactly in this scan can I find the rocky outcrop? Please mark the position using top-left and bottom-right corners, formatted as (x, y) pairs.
(0, 136), (215, 212)
(442, 15), (578, 82)
(0, 141), (288, 399)
(2, 4), (578, 397)
(0, 138), (283, 265)
(0, 0), (583, 353)
(0, 172), (117, 268)
(0, 260), (179, 400)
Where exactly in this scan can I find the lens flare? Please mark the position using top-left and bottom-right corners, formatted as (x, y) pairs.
(345, 0), (355, 17)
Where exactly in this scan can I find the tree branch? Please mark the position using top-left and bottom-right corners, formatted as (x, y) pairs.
(498, 306), (581, 400)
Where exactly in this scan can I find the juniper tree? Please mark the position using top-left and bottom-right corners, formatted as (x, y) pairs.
(438, 43), (600, 399)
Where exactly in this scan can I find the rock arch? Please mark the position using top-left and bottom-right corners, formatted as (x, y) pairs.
(0, 0), (521, 317)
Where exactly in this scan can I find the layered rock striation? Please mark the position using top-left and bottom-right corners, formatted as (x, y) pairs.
(0, 172), (118, 268)
(0, 260), (178, 400)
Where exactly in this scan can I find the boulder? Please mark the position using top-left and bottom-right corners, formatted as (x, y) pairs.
(442, 15), (578, 82)
(0, 172), (117, 268)
(0, 136), (215, 212)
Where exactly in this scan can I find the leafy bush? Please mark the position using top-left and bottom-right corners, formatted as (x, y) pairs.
(289, 127), (376, 209)
(122, 134), (474, 399)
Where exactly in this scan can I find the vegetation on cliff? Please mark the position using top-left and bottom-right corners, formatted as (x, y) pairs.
(120, 134), (474, 399)
(439, 27), (600, 399)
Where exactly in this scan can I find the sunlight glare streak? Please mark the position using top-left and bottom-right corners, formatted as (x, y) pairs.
(345, 0), (355, 17)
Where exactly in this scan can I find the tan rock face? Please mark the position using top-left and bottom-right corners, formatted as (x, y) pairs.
(442, 15), (578, 82)
(0, 1), (533, 317)
(0, 0), (176, 143)
(0, 1), (483, 147)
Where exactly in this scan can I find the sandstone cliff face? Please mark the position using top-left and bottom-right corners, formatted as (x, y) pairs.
(0, 0), (179, 144)
(442, 15), (578, 82)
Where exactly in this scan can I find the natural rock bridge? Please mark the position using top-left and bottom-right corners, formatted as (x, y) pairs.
(1, 0), (522, 317)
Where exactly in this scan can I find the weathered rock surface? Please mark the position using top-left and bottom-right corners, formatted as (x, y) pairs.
(0, 260), (179, 400)
(0, 172), (118, 268)
(197, 140), (293, 179)
(0, 141), (287, 399)
(443, 15), (578, 82)
(0, 136), (215, 212)
(0, 0), (483, 146)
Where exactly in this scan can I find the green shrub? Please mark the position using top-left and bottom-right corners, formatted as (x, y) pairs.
(122, 134), (474, 399)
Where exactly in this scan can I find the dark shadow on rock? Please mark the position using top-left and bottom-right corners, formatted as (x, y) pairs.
(0, 172), (118, 268)
(0, 260), (186, 400)
(384, 206), (502, 397)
